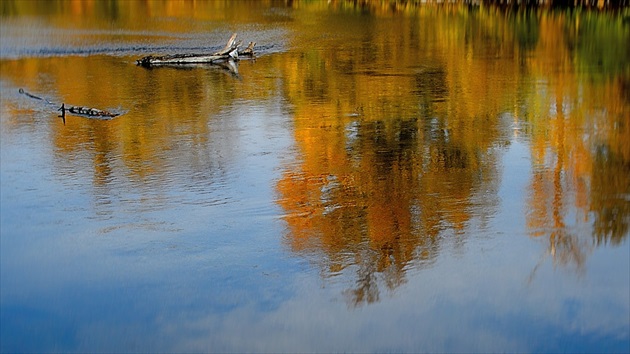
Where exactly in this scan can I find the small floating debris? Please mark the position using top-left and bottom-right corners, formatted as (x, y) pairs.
(19, 88), (123, 123)
(58, 103), (120, 119)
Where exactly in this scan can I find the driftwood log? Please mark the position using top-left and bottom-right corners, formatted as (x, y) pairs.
(136, 33), (256, 67)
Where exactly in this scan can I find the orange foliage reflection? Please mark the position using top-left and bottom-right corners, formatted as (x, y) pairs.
(274, 2), (628, 304)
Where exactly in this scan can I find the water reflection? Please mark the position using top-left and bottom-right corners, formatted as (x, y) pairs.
(278, 114), (503, 305)
(275, 7), (516, 304)
(0, 1), (628, 351)
(1, 0), (626, 291)
(273, 2), (629, 304)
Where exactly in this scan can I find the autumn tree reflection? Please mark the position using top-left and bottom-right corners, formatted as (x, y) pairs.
(275, 4), (515, 305)
(521, 10), (629, 271)
(276, 2), (628, 304)
(277, 104), (503, 306)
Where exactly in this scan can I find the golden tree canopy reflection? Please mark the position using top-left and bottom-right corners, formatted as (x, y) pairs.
(273, 3), (628, 304)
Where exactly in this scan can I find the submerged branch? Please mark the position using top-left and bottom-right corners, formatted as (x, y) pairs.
(58, 103), (120, 119)
(19, 88), (122, 121)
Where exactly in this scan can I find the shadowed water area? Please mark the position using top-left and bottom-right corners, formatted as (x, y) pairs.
(1, 1), (629, 352)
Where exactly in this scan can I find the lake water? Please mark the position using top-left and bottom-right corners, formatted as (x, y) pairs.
(1, 1), (629, 352)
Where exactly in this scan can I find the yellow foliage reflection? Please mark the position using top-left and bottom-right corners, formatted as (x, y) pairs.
(275, 5), (518, 305)
(274, 2), (629, 304)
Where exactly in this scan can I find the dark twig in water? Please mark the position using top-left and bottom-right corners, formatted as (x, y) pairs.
(19, 88), (53, 104)
(58, 103), (66, 125)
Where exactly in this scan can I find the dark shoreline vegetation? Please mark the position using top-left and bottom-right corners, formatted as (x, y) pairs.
(2, 0), (630, 16)
(346, 0), (630, 10)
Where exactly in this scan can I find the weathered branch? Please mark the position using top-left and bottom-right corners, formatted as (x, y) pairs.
(213, 33), (239, 56)
(240, 42), (256, 56)
(137, 33), (255, 68)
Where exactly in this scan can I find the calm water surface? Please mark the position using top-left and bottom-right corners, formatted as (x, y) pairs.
(1, 1), (629, 352)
